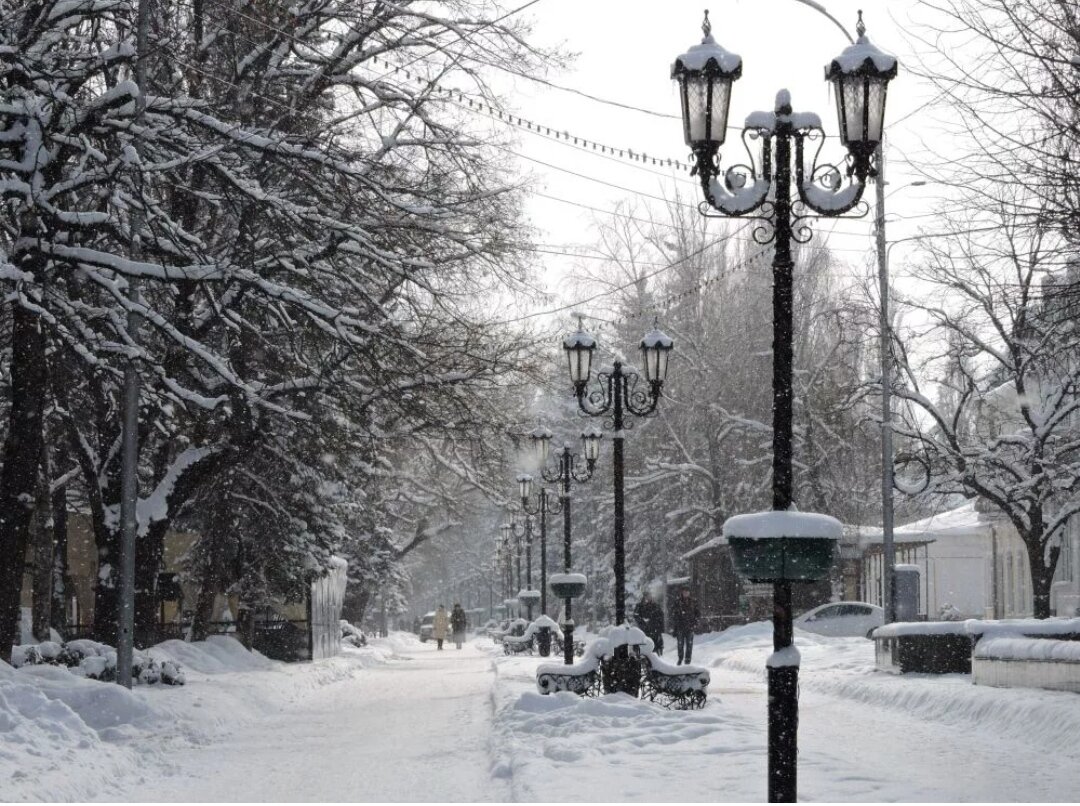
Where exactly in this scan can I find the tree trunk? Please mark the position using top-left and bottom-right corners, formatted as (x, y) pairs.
(92, 521), (121, 645)
(0, 305), (48, 662)
(1028, 539), (1059, 620)
(49, 462), (69, 636)
(30, 439), (54, 641)
(135, 519), (167, 646)
(190, 576), (219, 642)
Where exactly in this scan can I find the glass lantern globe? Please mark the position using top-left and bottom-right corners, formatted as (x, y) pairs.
(824, 13), (898, 165)
(671, 10), (743, 152)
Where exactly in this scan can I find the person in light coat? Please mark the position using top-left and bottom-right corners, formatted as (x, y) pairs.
(432, 604), (450, 650)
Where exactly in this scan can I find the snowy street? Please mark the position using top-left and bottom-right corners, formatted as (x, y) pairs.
(96, 638), (506, 802)
(9, 628), (1080, 802)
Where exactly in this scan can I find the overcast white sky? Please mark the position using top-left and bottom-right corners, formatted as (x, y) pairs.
(488, 0), (955, 337)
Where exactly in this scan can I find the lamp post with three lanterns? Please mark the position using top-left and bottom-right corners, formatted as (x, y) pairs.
(561, 320), (674, 694)
(671, 9), (897, 801)
(529, 425), (602, 665)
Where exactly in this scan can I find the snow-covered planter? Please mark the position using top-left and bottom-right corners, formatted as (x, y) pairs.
(872, 622), (973, 675)
(11, 639), (185, 685)
(874, 617), (1080, 676)
(973, 637), (1080, 693)
(723, 511), (841, 582)
(548, 573), (587, 599)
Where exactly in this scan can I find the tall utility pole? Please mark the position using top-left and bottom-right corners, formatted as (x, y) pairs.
(117, 0), (150, 688)
(875, 140), (896, 624)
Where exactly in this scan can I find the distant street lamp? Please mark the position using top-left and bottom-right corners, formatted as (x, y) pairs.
(503, 516), (538, 619)
(563, 321), (673, 694)
(519, 473), (564, 656)
(672, 9), (897, 802)
(531, 424), (601, 665)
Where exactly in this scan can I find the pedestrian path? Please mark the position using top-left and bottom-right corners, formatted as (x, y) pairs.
(102, 638), (505, 802)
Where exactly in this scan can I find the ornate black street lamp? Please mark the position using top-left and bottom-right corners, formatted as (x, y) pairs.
(672, 10), (896, 803)
(518, 473), (559, 615)
(531, 424), (601, 665)
(518, 472), (563, 656)
(562, 322), (673, 693)
(503, 516), (540, 619)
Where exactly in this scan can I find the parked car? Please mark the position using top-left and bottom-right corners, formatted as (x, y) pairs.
(418, 612), (435, 642)
(795, 601), (884, 638)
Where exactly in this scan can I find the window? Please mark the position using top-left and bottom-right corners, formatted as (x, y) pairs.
(1061, 525), (1075, 583)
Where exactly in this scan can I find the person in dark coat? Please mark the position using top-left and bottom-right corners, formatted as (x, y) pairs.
(670, 588), (699, 665)
(450, 603), (468, 649)
(633, 592), (665, 655)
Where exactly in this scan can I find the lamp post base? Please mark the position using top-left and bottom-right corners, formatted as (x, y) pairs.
(602, 648), (641, 697)
(767, 664), (799, 802)
(536, 626), (552, 657)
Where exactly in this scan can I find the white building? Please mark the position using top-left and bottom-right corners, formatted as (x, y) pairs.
(859, 501), (1051, 619)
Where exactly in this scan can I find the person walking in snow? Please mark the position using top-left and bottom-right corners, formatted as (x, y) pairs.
(450, 603), (467, 649)
(671, 587), (699, 665)
(432, 604), (450, 650)
(633, 592), (665, 655)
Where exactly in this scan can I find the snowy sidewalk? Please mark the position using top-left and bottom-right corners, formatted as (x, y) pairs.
(489, 625), (1080, 802)
(95, 635), (506, 802)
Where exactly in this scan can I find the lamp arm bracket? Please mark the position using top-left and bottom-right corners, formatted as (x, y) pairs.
(698, 128), (774, 217)
(570, 467), (593, 484)
(576, 376), (613, 418)
(539, 465), (562, 485)
(794, 130), (869, 217)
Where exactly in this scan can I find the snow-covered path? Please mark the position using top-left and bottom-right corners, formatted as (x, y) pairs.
(99, 637), (505, 803)
(15, 627), (1078, 802)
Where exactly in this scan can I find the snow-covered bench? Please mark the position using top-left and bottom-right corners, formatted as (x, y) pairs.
(638, 651), (710, 710)
(503, 616), (562, 656)
(535, 654), (603, 696)
(552, 631), (585, 658)
(535, 626), (710, 709)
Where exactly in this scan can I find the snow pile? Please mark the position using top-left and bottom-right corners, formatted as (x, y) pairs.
(874, 616), (1080, 640)
(702, 621), (1080, 751)
(724, 510), (843, 539)
(975, 637), (1080, 662)
(0, 634), (394, 801)
(12, 638), (185, 685)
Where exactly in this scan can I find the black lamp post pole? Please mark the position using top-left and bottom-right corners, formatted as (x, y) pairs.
(574, 362), (661, 695)
(522, 488), (558, 616)
(560, 455), (576, 665)
(538, 444), (595, 665)
(539, 495), (548, 615)
(525, 516), (534, 619)
(767, 113), (798, 805)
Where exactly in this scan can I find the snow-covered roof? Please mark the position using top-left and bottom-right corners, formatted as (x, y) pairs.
(671, 34), (743, 77)
(563, 329), (595, 349)
(641, 328), (673, 349)
(859, 501), (993, 544)
(825, 34), (898, 78)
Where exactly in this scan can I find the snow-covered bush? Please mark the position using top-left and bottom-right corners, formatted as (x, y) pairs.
(10, 640), (185, 686)
(939, 603), (964, 622)
(340, 620), (367, 648)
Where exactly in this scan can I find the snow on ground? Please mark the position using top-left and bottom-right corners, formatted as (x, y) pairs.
(489, 623), (1080, 802)
(1, 635), (396, 802)
(115, 633), (506, 802)
(6, 625), (1080, 802)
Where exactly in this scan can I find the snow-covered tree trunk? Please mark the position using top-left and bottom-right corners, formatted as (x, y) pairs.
(0, 304), (47, 660)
